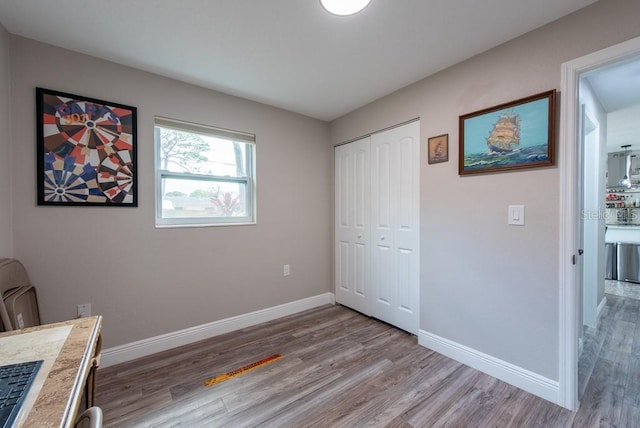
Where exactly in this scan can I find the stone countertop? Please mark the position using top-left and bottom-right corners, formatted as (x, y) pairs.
(0, 316), (102, 428)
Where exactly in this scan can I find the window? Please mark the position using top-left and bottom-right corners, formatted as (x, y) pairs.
(154, 117), (255, 227)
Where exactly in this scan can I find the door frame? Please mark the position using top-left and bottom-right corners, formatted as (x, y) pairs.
(559, 35), (640, 410)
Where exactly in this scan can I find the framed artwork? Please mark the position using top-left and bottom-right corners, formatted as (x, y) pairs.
(36, 88), (137, 206)
(428, 134), (449, 164)
(458, 89), (556, 175)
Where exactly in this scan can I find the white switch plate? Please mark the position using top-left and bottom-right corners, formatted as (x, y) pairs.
(508, 205), (525, 226)
(283, 264), (290, 276)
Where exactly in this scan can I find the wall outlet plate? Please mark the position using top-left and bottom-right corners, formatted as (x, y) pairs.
(16, 313), (24, 329)
(77, 303), (91, 318)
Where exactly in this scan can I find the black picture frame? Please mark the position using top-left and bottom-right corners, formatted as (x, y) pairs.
(36, 87), (137, 206)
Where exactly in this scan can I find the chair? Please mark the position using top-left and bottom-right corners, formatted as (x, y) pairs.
(84, 333), (103, 408)
(0, 258), (40, 331)
(74, 406), (103, 428)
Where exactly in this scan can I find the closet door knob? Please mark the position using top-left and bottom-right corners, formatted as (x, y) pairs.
(380, 236), (385, 241)
(357, 234), (362, 239)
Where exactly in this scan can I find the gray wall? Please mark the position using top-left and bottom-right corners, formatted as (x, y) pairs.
(0, 23), (12, 257)
(8, 37), (332, 348)
(330, 0), (640, 380)
(5, 0), (640, 384)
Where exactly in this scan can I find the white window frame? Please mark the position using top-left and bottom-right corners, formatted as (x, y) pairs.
(154, 117), (256, 227)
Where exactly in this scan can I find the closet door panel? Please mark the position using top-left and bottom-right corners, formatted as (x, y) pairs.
(371, 122), (420, 334)
(371, 245), (394, 325)
(394, 123), (420, 333)
(370, 134), (396, 326)
(337, 241), (350, 295)
(397, 248), (412, 311)
(334, 138), (371, 315)
(398, 135), (414, 229)
(373, 142), (392, 230)
(353, 243), (366, 297)
(355, 149), (367, 229)
(335, 146), (353, 305)
(337, 149), (351, 229)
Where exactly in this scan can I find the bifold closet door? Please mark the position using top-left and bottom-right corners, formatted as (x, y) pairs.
(370, 121), (420, 334)
(334, 121), (420, 334)
(334, 137), (371, 316)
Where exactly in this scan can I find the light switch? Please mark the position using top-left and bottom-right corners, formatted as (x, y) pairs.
(508, 205), (525, 226)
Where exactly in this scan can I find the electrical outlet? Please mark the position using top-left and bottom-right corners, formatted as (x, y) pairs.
(16, 313), (24, 329)
(283, 264), (290, 276)
(77, 303), (91, 318)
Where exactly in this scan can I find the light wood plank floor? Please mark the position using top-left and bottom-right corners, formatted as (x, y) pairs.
(574, 284), (640, 428)
(95, 297), (639, 427)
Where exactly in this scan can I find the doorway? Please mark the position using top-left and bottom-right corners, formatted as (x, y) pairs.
(559, 35), (640, 410)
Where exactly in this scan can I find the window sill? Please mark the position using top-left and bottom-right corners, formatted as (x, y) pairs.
(155, 221), (256, 229)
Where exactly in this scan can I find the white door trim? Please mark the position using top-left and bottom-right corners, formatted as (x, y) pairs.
(559, 35), (640, 411)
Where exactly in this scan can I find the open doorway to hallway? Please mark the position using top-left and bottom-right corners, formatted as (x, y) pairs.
(577, 53), (640, 402)
(558, 37), (640, 410)
(559, 35), (640, 411)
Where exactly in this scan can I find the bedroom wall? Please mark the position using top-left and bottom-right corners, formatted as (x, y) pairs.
(9, 36), (332, 348)
(0, 23), (12, 257)
(330, 0), (640, 381)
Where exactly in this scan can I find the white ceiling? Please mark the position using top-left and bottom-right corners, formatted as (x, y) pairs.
(0, 0), (597, 121)
(584, 57), (640, 152)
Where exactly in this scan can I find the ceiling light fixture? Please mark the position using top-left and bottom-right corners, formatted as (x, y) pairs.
(320, 0), (371, 16)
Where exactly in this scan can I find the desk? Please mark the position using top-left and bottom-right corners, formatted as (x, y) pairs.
(0, 316), (102, 427)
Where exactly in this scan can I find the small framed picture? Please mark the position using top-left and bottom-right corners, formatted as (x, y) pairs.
(428, 134), (449, 164)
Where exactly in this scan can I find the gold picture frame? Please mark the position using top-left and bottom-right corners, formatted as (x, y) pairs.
(428, 134), (449, 164)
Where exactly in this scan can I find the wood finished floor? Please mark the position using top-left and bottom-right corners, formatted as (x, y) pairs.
(96, 296), (640, 427)
(574, 283), (640, 427)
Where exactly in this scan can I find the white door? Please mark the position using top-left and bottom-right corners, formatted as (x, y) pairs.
(335, 137), (371, 315)
(580, 105), (603, 326)
(370, 121), (420, 334)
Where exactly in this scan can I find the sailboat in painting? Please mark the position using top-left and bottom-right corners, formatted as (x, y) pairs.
(486, 110), (520, 153)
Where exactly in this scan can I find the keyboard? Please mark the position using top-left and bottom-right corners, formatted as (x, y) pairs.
(0, 360), (43, 428)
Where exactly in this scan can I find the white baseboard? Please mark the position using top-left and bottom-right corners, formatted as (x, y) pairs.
(597, 295), (607, 320)
(418, 330), (560, 405)
(579, 337), (584, 356)
(101, 293), (335, 367)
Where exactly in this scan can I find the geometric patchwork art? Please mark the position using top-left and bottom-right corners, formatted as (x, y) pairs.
(36, 87), (137, 206)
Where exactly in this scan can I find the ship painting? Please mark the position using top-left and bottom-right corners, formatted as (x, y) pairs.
(486, 110), (520, 153)
(459, 90), (556, 175)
